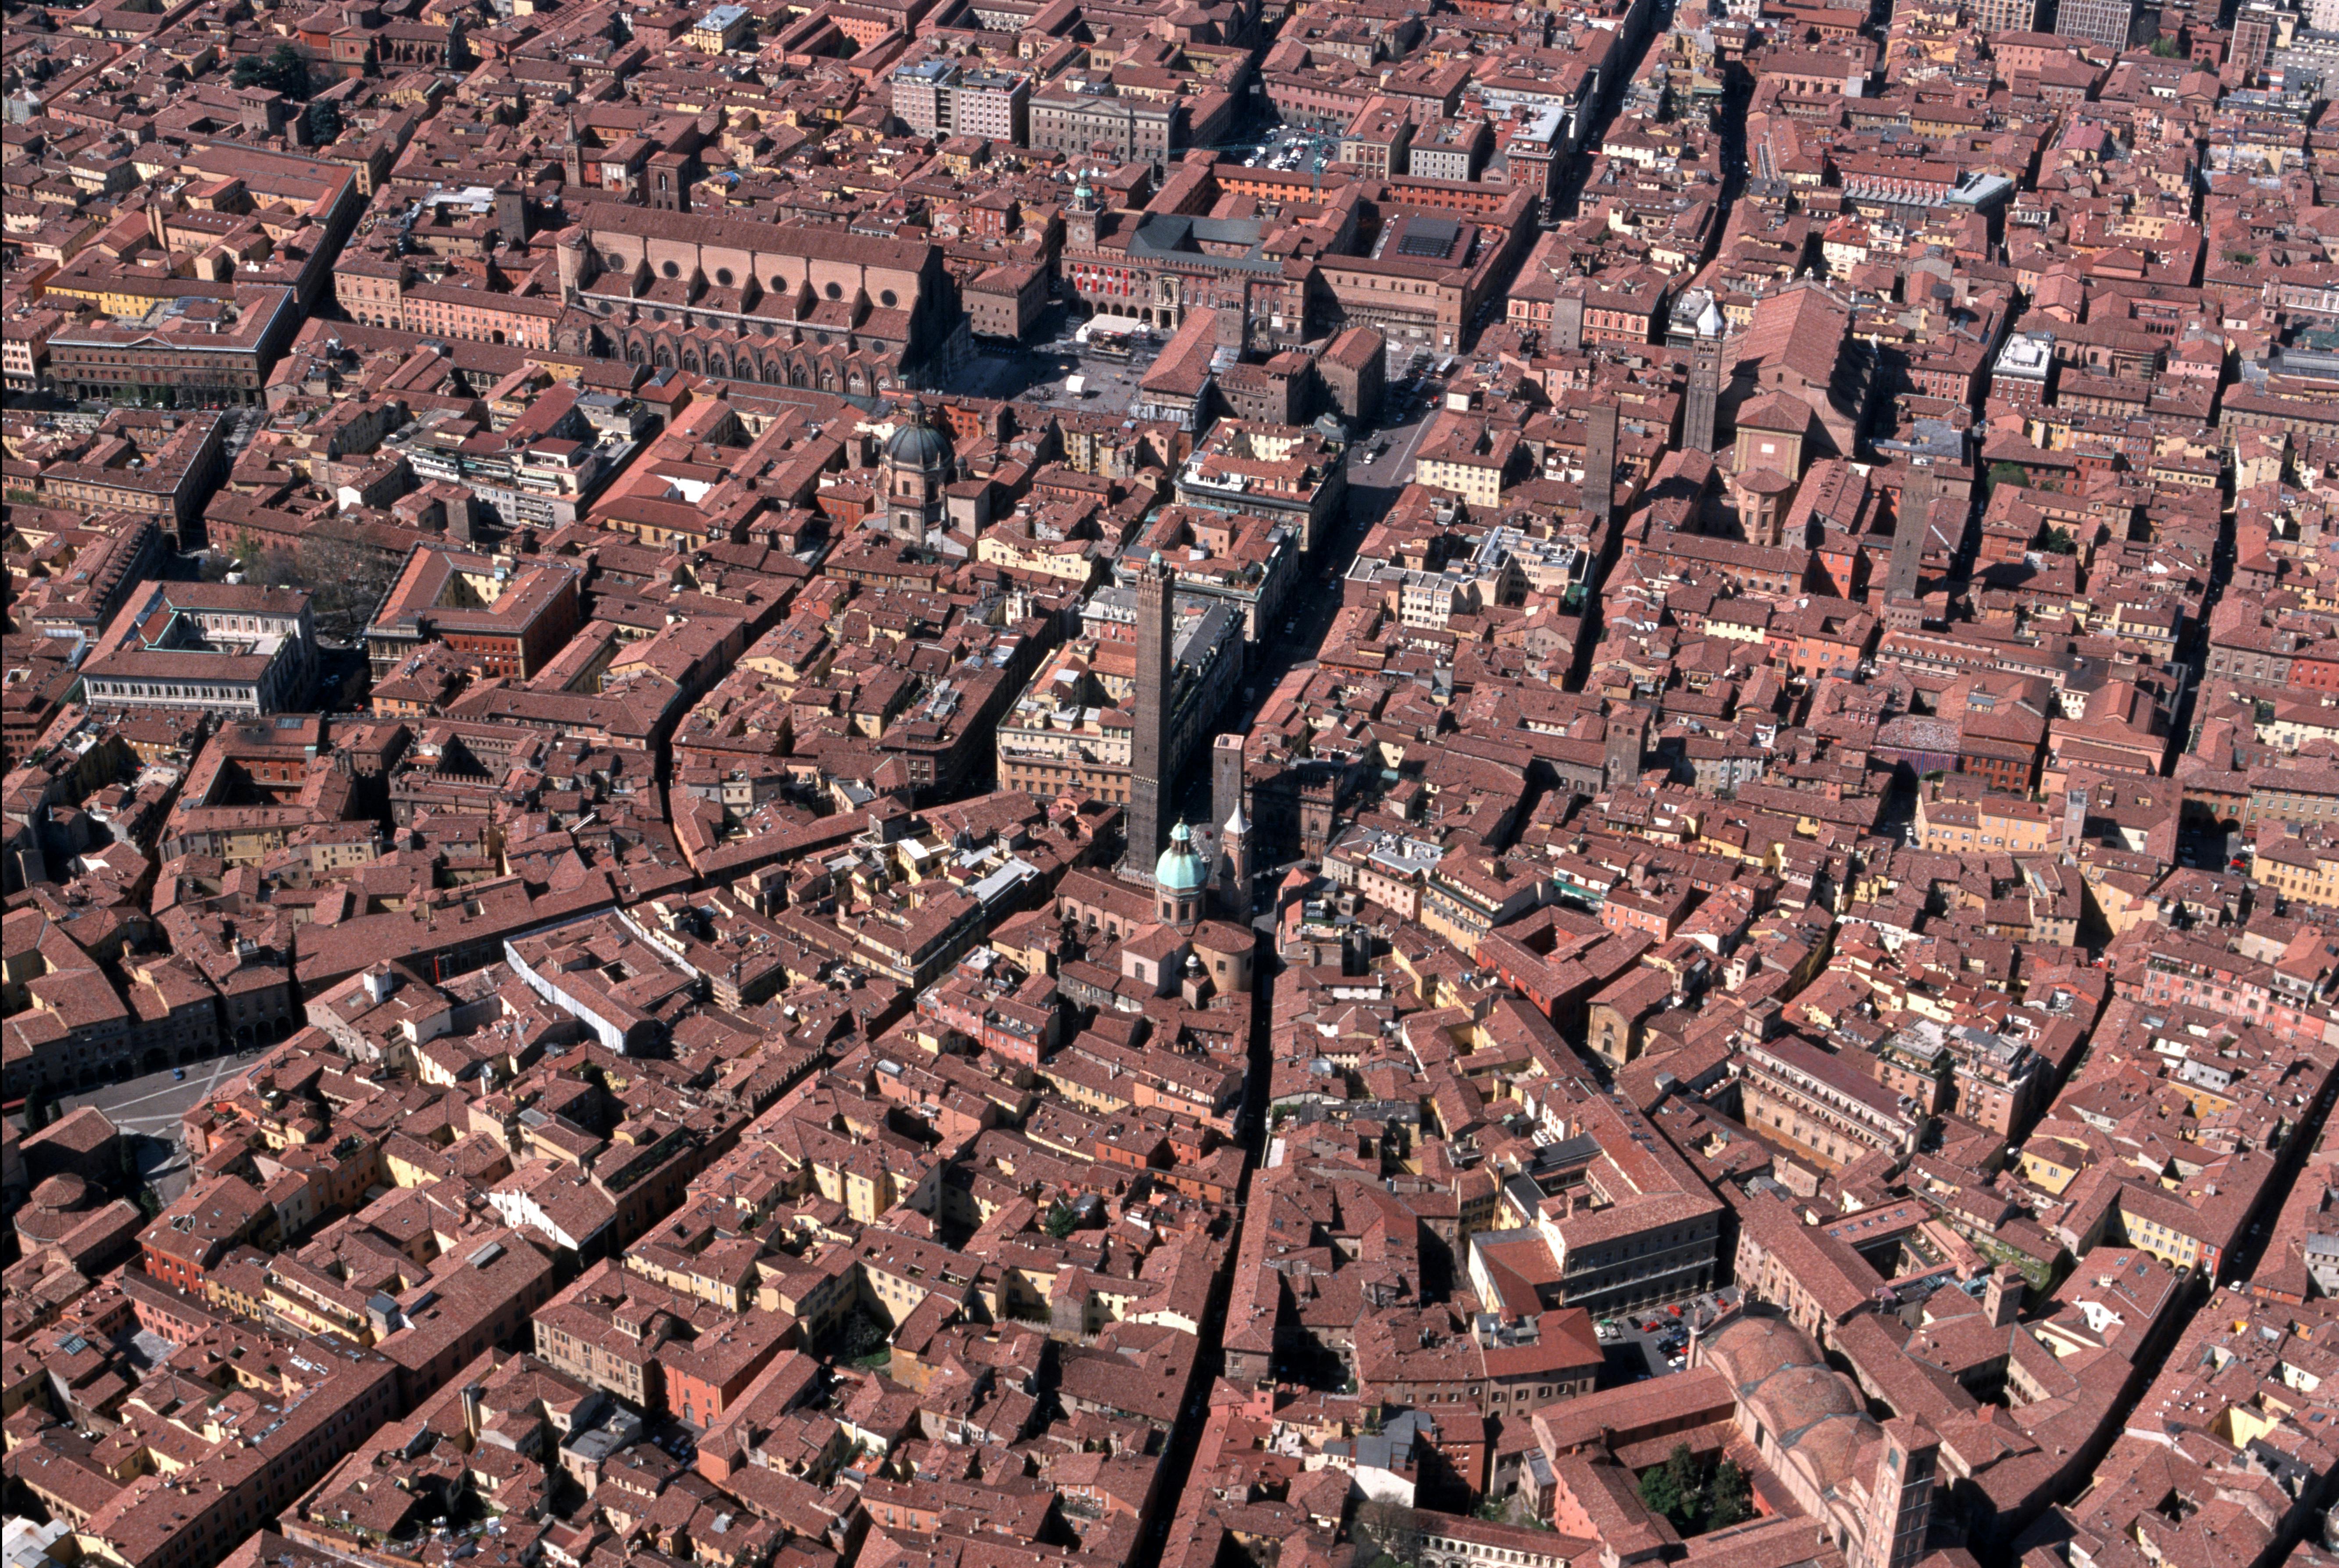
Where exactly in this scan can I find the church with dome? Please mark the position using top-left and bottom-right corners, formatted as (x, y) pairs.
(1006, 495), (1260, 1017)
(881, 400), (952, 547)
(1519, 1306), (1945, 1568)
(1050, 814), (1255, 1012)
(1699, 1312), (1939, 1568)
(1153, 820), (1210, 929)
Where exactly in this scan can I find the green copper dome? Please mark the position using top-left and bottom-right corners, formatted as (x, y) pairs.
(1155, 820), (1209, 895)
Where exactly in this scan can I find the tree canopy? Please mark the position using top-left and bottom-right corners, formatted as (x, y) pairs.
(231, 44), (309, 98)
(1637, 1444), (1754, 1537)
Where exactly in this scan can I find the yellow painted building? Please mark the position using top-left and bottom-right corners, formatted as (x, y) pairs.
(2252, 834), (2339, 910)
(1914, 791), (2058, 855)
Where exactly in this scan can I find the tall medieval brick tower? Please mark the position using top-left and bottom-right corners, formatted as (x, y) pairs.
(1584, 403), (1617, 529)
(1885, 467), (1934, 630)
(1124, 555), (1175, 878)
(1685, 303), (1725, 453)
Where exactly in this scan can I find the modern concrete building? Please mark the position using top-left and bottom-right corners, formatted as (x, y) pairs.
(2051, 0), (2136, 50)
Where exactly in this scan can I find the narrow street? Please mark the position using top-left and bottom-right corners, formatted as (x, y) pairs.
(1140, 5), (1684, 1547)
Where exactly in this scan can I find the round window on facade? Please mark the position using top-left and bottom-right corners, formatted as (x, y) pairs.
(825, 282), (842, 299)
(880, 289), (898, 307)
(716, 267), (734, 286)
(662, 260), (680, 278)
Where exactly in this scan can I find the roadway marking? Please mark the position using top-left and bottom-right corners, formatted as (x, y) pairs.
(64, 1053), (244, 1126)
(75, 1077), (199, 1116)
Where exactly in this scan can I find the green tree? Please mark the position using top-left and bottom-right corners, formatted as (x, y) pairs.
(1986, 460), (2029, 494)
(2149, 34), (2182, 56)
(1637, 1461), (1683, 1524)
(1639, 1443), (1702, 1529)
(1043, 1202), (1081, 1238)
(2041, 526), (2078, 556)
(269, 43), (309, 95)
(232, 44), (309, 97)
(1662, 1444), (1701, 1509)
(1704, 1460), (1752, 1531)
(306, 98), (339, 143)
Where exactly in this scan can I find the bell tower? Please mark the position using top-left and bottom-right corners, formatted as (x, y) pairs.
(1212, 731), (1248, 915)
(1856, 1420), (1937, 1568)
(1685, 299), (1725, 453)
(1218, 803), (1249, 917)
(1066, 170), (1099, 251)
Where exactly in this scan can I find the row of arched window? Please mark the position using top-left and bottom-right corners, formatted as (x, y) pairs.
(615, 330), (889, 394)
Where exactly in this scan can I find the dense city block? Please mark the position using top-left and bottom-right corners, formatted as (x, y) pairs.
(15, 0), (2339, 1567)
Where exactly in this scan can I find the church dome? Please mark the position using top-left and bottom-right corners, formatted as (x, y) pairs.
(30, 1174), (90, 1213)
(1701, 1312), (1824, 1391)
(885, 407), (949, 468)
(1155, 821), (1209, 896)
